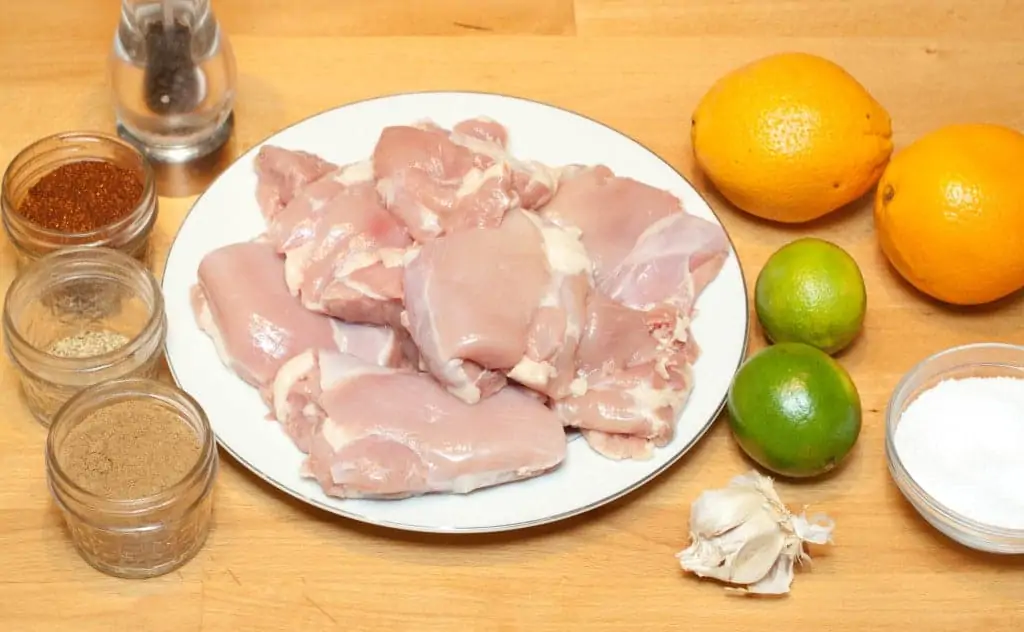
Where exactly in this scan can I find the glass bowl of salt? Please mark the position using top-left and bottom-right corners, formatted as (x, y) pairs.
(886, 342), (1024, 554)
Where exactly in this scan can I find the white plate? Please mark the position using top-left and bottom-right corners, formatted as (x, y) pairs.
(162, 91), (749, 534)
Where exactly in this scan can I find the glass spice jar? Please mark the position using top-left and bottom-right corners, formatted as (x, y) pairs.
(111, 0), (237, 162)
(2, 246), (167, 427)
(46, 377), (218, 579)
(1, 131), (158, 269)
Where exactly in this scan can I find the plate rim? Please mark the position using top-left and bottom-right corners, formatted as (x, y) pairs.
(161, 89), (751, 534)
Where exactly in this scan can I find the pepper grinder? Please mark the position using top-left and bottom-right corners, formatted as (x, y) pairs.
(110, 0), (237, 163)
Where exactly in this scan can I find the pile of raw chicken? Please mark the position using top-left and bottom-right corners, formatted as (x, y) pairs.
(192, 117), (729, 500)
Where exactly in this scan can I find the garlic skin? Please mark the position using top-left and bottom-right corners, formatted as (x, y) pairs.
(676, 470), (834, 595)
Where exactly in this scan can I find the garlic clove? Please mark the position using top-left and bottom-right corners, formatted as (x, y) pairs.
(689, 487), (766, 537)
(733, 551), (797, 595)
(728, 527), (786, 584)
(676, 539), (728, 581)
(677, 506), (781, 584)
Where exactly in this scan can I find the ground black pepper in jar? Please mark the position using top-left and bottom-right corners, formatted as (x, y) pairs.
(2, 247), (167, 427)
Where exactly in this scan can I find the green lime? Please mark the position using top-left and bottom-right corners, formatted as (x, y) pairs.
(755, 237), (866, 355)
(727, 342), (861, 478)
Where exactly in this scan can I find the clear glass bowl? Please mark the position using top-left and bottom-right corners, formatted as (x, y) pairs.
(0, 131), (158, 269)
(2, 246), (166, 426)
(46, 377), (218, 578)
(885, 342), (1024, 554)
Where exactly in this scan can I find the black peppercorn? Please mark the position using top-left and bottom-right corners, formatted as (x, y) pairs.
(143, 20), (201, 115)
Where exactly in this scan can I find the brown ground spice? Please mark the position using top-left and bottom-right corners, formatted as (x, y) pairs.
(58, 400), (201, 499)
(17, 160), (143, 233)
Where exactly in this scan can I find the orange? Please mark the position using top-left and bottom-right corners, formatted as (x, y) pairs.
(692, 52), (893, 223)
(874, 124), (1024, 305)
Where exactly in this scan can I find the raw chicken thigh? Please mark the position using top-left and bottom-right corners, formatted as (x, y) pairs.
(449, 118), (560, 210)
(542, 165), (729, 314)
(266, 161), (375, 251)
(539, 166), (730, 459)
(373, 118), (558, 242)
(191, 240), (404, 403)
(254, 145), (337, 221)
(268, 163), (414, 327)
(403, 209), (590, 404)
(275, 350), (567, 499)
(556, 295), (695, 458)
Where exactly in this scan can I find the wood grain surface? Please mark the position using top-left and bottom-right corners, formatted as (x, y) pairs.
(2, 1), (1023, 630)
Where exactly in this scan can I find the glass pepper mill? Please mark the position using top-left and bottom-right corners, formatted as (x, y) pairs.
(111, 0), (237, 163)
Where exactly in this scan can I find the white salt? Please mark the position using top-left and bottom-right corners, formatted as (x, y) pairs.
(894, 376), (1024, 530)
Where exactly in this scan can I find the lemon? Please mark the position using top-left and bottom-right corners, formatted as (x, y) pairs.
(755, 238), (866, 355)
(727, 342), (862, 478)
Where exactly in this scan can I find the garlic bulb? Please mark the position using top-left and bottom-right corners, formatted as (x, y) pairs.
(675, 470), (834, 595)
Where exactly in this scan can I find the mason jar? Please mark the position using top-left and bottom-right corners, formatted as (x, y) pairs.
(2, 246), (167, 426)
(0, 131), (158, 269)
(46, 377), (218, 578)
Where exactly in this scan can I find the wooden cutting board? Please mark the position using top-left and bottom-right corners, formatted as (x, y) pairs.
(1, 1), (1022, 630)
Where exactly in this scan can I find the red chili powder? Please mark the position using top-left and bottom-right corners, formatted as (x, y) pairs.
(16, 161), (143, 233)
